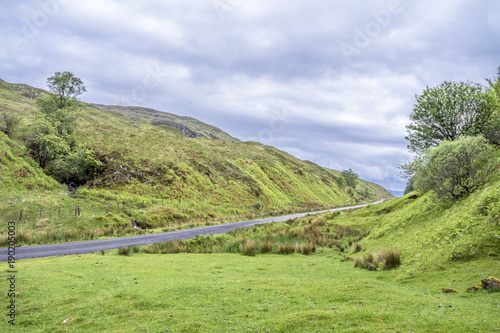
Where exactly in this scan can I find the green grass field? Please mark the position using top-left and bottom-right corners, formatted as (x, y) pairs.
(2, 250), (498, 332)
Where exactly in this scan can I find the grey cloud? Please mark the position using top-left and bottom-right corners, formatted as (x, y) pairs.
(1, 0), (498, 194)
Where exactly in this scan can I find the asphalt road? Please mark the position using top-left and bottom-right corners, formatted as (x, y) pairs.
(1, 199), (387, 261)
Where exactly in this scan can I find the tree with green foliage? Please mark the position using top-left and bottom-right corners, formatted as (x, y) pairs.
(484, 67), (500, 145)
(46, 71), (86, 109)
(405, 81), (496, 153)
(23, 72), (102, 184)
(336, 175), (346, 188)
(412, 136), (496, 200)
(35, 95), (80, 137)
(340, 169), (359, 188)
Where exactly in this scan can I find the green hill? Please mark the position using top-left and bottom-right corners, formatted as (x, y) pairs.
(92, 104), (240, 142)
(0, 78), (391, 245)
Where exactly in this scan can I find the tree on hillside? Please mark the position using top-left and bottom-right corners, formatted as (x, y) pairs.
(412, 136), (496, 200)
(405, 81), (496, 153)
(340, 169), (359, 188)
(23, 72), (102, 184)
(484, 67), (500, 145)
(46, 71), (86, 109)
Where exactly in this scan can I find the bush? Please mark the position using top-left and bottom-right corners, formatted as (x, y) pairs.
(0, 110), (20, 137)
(118, 247), (130, 256)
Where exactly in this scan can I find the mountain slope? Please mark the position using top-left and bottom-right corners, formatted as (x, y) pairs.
(92, 104), (240, 142)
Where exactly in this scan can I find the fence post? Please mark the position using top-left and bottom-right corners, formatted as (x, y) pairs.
(39, 207), (42, 219)
(58, 206), (61, 218)
(78, 205), (81, 216)
(75, 205), (78, 216)
(19, 209), (23, 222)
(106, 204), (110, 214)
(117, 202), (120, 210)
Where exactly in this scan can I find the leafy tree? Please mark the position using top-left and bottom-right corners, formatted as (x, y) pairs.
(413, 136), (496, 200)
(48, 145), (103, 183)
(23, 72), (102, 185)
(336, 175), (346, 188)
(23, 116), (70, 168)
(484, 67), (500, 145)
(35, 95), (80, 137)
(46, 71), (86, 109)
(405, 81), (496, 153)
(340, 169), (359, 188)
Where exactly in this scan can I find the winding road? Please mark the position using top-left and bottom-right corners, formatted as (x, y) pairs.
(1, 200), (387, 261)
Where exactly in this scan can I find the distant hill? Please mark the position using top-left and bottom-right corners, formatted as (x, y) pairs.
(92, 104), (240, 142)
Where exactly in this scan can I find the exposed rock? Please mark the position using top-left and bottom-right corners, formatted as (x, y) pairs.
(481, 277), (500, 290)
(442, 288), (457, 293)
(467, 285), (481, 291)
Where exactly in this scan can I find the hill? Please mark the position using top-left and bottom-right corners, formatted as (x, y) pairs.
(0, 78), (391, 245)
(92, 104), (240, 142)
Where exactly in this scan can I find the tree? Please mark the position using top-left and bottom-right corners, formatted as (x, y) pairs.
(484, 67), (500, 145)
(46, 71), (86, 109)
(405, 81), (496, 153)
(413, 136), (496, 200)
(340, 169), (359, 188)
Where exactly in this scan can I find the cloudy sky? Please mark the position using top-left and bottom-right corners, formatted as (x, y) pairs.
(1, 0), (499, 194)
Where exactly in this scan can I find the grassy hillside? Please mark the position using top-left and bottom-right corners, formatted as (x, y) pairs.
(0, 79), (391, 245)
(92, 104), (240, 142)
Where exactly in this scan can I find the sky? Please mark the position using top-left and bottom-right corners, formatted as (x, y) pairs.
(1, 0), (499, 195)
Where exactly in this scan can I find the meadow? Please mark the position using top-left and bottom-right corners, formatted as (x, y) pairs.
(2, 191), (499, 332)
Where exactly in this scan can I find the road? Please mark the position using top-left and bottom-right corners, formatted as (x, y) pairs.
(1, 199), (387, 261)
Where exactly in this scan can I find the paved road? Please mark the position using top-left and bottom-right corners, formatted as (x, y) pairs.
(1, 200), (387, 261)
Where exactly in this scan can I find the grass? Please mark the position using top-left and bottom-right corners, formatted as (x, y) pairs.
(3, 250), (499, 332)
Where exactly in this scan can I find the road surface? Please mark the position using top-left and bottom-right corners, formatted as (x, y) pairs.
(1, 199), (387, 261)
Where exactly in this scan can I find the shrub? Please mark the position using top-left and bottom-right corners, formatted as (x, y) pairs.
(118, 247), (130, 256)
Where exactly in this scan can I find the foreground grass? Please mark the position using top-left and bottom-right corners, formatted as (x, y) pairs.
(2, 250), (499, 332)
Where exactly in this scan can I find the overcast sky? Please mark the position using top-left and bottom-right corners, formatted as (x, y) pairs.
(1, 0), (499, 194)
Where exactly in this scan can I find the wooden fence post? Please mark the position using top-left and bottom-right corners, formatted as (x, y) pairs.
(19, 209), (23, 222)
(75, 205), (78, 216)
(58, 206), (61, 218)
(39, 207), (42, 219)
(78, 205), (81, 216)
